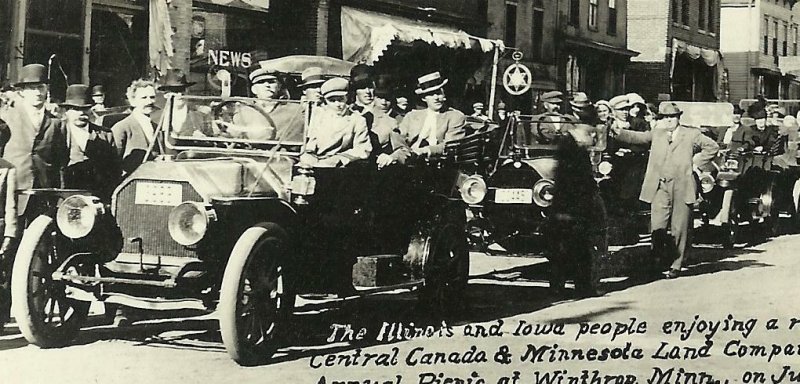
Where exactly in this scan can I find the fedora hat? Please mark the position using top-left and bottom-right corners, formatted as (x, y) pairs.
(60, 84), (92, 108)
(657, 102), (683, 118)
(158, 69), (196, 91)
(300, 66), (325, 89)
(349, 64), (374, 89)
(415, 71), (448, 95)
(15, 64), (48, 87)
(321, 77), (349, 98)
(91, 85), (106, 96)
(540, 90), (563, 104)
(750, 108), (767, 120)
(570, 92), (591, 108)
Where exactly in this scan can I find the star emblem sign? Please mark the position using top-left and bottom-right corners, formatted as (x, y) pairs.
(503, 63), (532, 95)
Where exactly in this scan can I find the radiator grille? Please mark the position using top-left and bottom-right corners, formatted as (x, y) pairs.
(115, 180), (203, 258)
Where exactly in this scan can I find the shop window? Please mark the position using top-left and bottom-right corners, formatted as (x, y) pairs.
(505, 2), (517, 47)
(189, 4), (273, 97)
(608, 0), (617, 36)
(588, 0), (598, 30)
(532, 6), (544, 60)
(569, 0), (580, 26)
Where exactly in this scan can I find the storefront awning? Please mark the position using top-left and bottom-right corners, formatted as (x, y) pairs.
(195, 0), (270, 12)
(341, 6), (504, 65)
(672, 39), (722, 67)
(563, 37), (639, 57)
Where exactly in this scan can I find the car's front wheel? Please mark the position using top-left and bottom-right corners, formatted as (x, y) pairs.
(419, 221), (470, 313)
(11, 216), (89, 347)
(219, 224), (294, 366)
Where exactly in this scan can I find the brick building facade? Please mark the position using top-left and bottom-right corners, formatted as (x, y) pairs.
(626, 0), (723, 102)
(721, 0), (800, 104)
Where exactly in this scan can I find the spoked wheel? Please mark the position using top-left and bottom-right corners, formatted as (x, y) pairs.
(419, 222), (470, 313)
(11, 216), (89, 347)
(219, 224), (294, 366)
(721, 203), (738, 250)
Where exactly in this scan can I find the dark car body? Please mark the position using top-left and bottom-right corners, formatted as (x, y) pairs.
(11, 95), (472, 365)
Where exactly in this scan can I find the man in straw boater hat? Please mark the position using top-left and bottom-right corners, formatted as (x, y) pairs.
(398, 71), (466, 157)
(611, 102), (718, 279)
(61, 84), (119, 200)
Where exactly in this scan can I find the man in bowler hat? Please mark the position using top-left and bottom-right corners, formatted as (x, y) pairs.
(611, 103), (719, 278)
(61, 84), (119, 201)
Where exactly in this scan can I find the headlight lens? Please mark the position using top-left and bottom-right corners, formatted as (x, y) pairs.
(459, 175), (487, 204)
(699, 173), (715, 194)
(56, 195), (104, 239)
(598, 161), (613, 176)
(168, 202), (216, 246)
(532, 179), (555, 207)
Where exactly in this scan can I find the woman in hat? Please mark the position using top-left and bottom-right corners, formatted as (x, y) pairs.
(398, 71), (466, 157)
(301, 77), (371, 167)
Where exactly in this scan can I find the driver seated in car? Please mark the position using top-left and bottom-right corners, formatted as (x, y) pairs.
(300, 77), (371, 167)
(215, 67), (304, 142)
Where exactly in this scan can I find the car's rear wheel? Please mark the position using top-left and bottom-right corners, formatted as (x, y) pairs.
(219, 224), (294, 366)
(11, 216), (89, 347)
(419, 221), (470, 313)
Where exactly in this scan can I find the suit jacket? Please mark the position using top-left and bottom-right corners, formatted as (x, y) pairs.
(372, 110), (411, 163)
(615, 125), (719, 204)
(0, 104), (68, 213)
(65, 123), (120, 200)
(304, 108), (372, 165)
(739, 123), (778, 151)
(398, 107), (466, 155)
(111, 113), (158, 177)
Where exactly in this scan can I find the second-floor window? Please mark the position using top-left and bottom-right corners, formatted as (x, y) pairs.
(681, 0), (690, 26)
(672, 0), (679, 23)
(505, 1), (517, 47)
(608, 0), (618, 35)
(589, 0), (598, 30)
(699, 0), (706, 30)
(707, 0), (716, 32)
(784, 22), (789, 56)
(532, 2), (544, 60)
(794, 24), (798, 55)
(774, 20), (779, 56)
(569, 0), (580, 26)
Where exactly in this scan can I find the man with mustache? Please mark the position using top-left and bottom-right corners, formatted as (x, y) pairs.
(111, 79), (158, 177)
(61, 84), (119, 200)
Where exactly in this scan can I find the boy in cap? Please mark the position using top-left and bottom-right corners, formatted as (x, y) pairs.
(470, 102), (489, 121)
(398, 71), (466, 157)
(611, 102), (719, 278)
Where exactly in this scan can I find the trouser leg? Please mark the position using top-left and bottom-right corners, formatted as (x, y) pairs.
(669, 199), (692, 271)
(650, 183), (672, 271)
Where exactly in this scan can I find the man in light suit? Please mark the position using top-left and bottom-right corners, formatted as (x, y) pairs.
(111, 79), (158, 177)
(398, 71), (466, 157)
(611, 102), (719, 278)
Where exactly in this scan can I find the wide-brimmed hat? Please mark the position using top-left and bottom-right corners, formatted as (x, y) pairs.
(540, 90), (563, 104)
(15, 64), (48, 87)
(609, 95), (630, 110)
(657, 102), (683, 118)
(415, 71), (448, 95)
(750, 108), (767, 119)
(626, 93), (646, 106)
(570, 92), (591, 108)
(249, 67), (279, 85)
(349, 64), (374, 90)
(60, 84), (92, 108)
(300, 66), (325, 89)
(158, 69), (196, 91)
(321, 77), (348, 98)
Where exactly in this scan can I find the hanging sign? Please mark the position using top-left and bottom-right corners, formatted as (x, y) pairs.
(503, 51), (532, 96)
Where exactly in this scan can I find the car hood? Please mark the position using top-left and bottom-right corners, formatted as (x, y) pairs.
(116, 157), (295, 201)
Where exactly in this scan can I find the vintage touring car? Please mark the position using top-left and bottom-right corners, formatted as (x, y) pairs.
(10, 95), (475, 366)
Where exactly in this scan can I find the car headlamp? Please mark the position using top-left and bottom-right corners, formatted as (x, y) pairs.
(56, 195), (105, 239)
(459, 175), (487, 204)
(168, 202), (217, 246)
(699, 173), (715, 194)
(598, 161), (613, 176)
(532, 179), (555, 207)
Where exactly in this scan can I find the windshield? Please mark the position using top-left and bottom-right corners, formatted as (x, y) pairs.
(512, 116), (607, 151)
(163, 95), (306, 155)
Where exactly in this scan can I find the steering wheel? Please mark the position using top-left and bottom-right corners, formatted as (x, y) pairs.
(211, 99), (278, 139)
